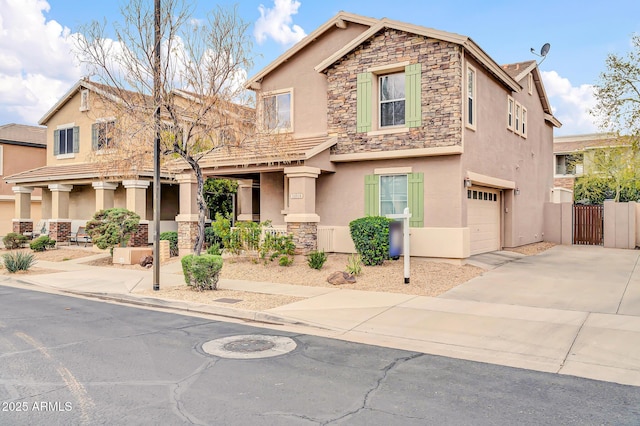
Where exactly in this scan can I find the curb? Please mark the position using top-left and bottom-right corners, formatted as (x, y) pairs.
(6, 277), (329, 331)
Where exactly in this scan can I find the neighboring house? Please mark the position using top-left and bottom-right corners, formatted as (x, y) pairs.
(4, 79), (181, 244)
(0, 124), (46, 235)
(553, 133), (629, 190)
(186, 12), (561, 257)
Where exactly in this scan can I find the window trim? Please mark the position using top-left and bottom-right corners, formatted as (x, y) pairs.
(379, 173), (409, 216)
(261, 88), (294, 133)
(54, 124), (77, 158)
(507, 96), (514, 132)
(80, 89), (90, 111)
(378, 72), (406, 129)
(92, 118), (117, 152)
(466, 64), (477, 130)
(528, 73), (533, 95)
(514, 102), (521, 136)
(554, 153), (584, 177)
(521, 106), (527, 138)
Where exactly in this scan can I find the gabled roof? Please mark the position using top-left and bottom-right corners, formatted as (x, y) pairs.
(314, 16), (521, 92)
(0, 123), (46, 146)
(245, 11), (378, 89)
(553, 133), (628, 154)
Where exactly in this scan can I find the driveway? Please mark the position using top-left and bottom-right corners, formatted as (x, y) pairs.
(442, 245), (640, 316)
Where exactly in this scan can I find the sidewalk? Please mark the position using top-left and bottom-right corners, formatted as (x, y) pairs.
(3, 245), (640, 387)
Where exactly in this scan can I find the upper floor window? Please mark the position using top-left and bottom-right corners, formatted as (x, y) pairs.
(92, 120), (115, 150)
(466, 65), (476, 129)
(263, 90), (292, 132)
(555, 153), (583, 176)
(528, 73), (533, 95)
(521, 107), (527, 138)
(379, 73), (405, 127)
(356, 63), (422, 133)
(54, 126), (79, 156)
(507, 96), (514, 131)
(515, 103), (521, 135)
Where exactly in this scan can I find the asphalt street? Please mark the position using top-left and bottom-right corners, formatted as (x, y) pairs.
(1, 285), (639, 425)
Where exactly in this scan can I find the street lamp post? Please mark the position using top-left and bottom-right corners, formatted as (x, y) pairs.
(152, 0), (161, 291)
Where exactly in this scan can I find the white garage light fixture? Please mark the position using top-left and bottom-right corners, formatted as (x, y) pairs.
(464, 178), (472, 188)
(515, 187), (521, 195)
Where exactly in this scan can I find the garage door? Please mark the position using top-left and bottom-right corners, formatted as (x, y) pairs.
(467, 186), (501, 255)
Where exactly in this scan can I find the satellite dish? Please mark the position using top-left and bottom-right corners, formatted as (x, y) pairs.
(530, 43), (551, 65)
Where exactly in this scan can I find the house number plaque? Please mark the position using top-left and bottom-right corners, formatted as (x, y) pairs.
(290, 193), (304, 199)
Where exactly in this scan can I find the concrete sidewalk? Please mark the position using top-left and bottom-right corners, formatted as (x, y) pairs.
(4, 245), (640, 387)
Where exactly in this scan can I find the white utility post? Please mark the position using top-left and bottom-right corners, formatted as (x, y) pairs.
(386, 207), (412, 284)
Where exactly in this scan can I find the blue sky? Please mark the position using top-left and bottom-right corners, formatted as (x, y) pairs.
(2, 0), (640, 135)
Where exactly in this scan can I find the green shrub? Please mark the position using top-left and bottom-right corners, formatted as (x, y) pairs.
(86, 208), (140, 254)
(160, 231), (178, 257)
(29, 235), (56, 252)
(278, 255), (293, 267)
(3, 233), (28, 250)
(181, 254), (223, 291)
(206, 243), (222, 256)
(346, 253), (363, 276)
(349, 216), (393, 266)
(260, 232), (295, 263)
(2, 252), (36, 273)
(204, 226), (222, 248)
(307, 250), (327, 270)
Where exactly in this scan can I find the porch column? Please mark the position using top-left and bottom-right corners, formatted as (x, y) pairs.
(12, 186), (33, 235)
(92, 181), (118, 211)
(48, 184), (72, 243)
(237, 179), (253, 222)
(284, 166), (320, 254)
(175, 173), (199, 256)
(41, 188), (52, 220)
(122, 180), (150, 247)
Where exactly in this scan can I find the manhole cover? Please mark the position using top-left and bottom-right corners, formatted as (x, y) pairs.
(202, 335), (297, 359)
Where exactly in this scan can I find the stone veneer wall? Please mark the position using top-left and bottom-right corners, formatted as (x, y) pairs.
(554, 177), (575, 190)
(326, 29), (462, 155)
(48, 221), (71, 243)
(178, 221), (199, 253)
(129, 223), (149, 247)
(287, 222), (318, 254)
(13, 221), (33, 235)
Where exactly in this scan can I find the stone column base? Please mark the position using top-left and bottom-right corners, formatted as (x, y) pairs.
(286, 222), (318, 255)
(12, 220), (33, 236)
(178, 220), (199, 256)
(48, 220), (71, 244)
(129, 222), (149, 247)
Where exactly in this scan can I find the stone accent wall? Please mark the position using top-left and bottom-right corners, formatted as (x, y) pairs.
(49, 221), (71, 244)
(129, 223), (149, 248)
(326, 29), (462, 155)
(287, 222), (318, 255)
(13, 221), (33, 235)
(159, 239), (171, 263)
(554, 177), (575, 190)
(178, 221), (199, 254)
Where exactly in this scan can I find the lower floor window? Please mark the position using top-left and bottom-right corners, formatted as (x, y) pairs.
(380, 174), (408, 215)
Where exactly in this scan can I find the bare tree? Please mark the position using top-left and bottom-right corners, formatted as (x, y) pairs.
(591, 33), (640, 148)
(75, 0), (254, 255)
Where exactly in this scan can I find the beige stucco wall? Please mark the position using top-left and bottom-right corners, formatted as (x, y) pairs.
(260, 172), (285, 225)
(461, 56), (554, 248)
(258, 23), (369, 138)
(604, 201), (636, 249)
(1, 143), (45, 197)
(0, 200), (42, 235)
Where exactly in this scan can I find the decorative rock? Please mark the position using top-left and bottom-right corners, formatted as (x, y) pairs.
(327, 271), (356, 285)
(140, 255), (153, 268)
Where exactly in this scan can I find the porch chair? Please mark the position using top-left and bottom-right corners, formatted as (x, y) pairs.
(70, 226), (92, 247)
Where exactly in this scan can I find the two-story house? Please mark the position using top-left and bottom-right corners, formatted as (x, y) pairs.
(0, 123), (46, 235)
(184, 12), (560, 258)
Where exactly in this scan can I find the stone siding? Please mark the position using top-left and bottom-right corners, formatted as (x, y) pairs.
(129, 223), (149, 247)
(13, 221), (33, 235)
(554, 177), (575, 190)
(326, 29), (462, 155)
(287, 222), (318, 254)
(49, 221), (71, 243)
(178, 221), (199, 254)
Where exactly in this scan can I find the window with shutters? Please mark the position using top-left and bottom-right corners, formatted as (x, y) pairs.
(92, 120), (115, 151)
(380, 174), (408, 215)
(364, 172), (424, 227)
(54, 125), (79, 157)
(357, 63), (422, 133)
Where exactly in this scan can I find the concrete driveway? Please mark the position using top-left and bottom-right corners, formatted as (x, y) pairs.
(442, 245), (640, 316)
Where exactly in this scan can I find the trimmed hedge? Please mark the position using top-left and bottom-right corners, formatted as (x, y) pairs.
(181, 254), (223, 291)
(29, 235), (56, 252)
(349, 216), (393, 266)
(3, 232), (28, 250)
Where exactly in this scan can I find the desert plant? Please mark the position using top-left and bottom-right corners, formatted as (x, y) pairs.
(2, 251), (36, 273)
(181, 254), (223, 291)
(29, 235), (56, 252)
(278, 255), (293, 267)
(85, 208), (140, 254)
(206, 243), (222, 256)
(307, 250), (328, 270)
(160, 231), (179, 257)
(3, 232), (28, 250)
(204, 226), (222, 248)
(349, 216), (393, 266)
(346, 253), (363, 276)
(260, 232), (295, 263)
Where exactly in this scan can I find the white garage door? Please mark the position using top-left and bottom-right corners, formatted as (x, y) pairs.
(467, 186), (501, 255)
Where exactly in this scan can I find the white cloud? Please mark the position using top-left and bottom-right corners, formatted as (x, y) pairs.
(254, 0), (306, 46)
(541, 70), (599, 136)
(0, 0), (84, 124)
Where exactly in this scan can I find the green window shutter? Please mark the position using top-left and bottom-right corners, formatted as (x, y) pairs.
(72, 126), (80, 153)
(53, 130), (60, 156)
(364, 174), (379, 216)
(405, 63), (422, 128)
(408, 172), (424, 227)
(356, 73), (372, 133)
(92, 123), (98, 150)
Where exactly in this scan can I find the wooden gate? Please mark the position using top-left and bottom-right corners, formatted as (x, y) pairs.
(573, 204), (604, 245)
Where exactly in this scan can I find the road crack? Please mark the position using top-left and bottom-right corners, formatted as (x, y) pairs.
(169, 359), (218, 425)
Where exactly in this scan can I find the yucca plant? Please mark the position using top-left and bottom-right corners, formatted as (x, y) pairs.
(345, 253), (363, 276)
(2, 252), (36, 273)
(307, 250), (328, 270)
